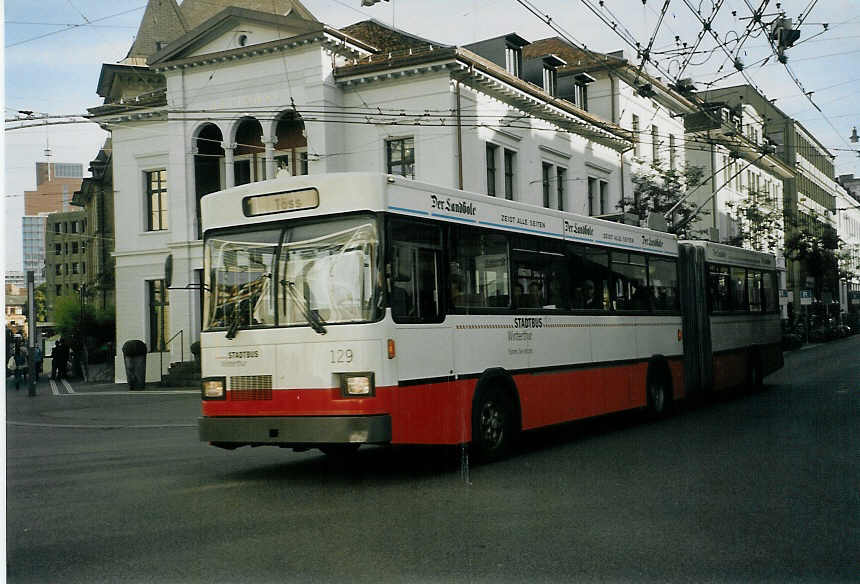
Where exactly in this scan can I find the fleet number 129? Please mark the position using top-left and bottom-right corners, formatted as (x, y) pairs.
(330, 349), (354, 364)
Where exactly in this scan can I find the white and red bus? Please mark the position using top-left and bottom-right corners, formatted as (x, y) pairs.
(197, 172), (781, 458)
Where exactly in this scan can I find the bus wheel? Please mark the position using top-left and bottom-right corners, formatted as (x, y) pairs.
(471, 387), (515, 462)
(319, 444), (360, 457)
(646, 370), (671, 418)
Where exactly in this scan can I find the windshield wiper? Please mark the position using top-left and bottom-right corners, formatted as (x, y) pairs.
(281, 280), (327, 335)
(225, 304), (241, 339)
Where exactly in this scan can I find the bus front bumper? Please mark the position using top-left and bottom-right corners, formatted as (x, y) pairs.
(198, 414), (392, 447)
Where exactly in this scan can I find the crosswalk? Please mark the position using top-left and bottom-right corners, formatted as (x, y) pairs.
(49, 379), (76, 395)
(41, 378), (198, 396)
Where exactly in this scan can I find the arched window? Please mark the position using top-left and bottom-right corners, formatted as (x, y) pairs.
(193, 123), (224, 238)
(234, 117), (265, 185)
(273, 111), (308, 176)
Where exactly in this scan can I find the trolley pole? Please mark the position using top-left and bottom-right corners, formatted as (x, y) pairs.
(27, 271), (37, 396)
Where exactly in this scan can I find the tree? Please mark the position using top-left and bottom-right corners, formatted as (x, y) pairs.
(53, 295), (96, 340)
(617, 163), (709, 239)
(724, 186), (784, 254)
(34, 283), (48, 323)
(783, 208), (842, 302)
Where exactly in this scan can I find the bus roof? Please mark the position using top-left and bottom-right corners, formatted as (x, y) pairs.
(680, 240), (779, 270)
(201, 172), (678, 256)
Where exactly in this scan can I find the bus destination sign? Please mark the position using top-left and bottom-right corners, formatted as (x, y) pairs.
(243, 188), (319, 217)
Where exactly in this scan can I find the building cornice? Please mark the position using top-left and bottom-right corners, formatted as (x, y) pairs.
(150, 29), (370, 72)
(335, 47), (633, 152)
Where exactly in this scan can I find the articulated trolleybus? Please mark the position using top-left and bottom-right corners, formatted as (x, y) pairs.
(198, 172), (782, 458)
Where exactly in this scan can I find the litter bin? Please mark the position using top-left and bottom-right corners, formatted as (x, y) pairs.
(122, 340), (147, 390)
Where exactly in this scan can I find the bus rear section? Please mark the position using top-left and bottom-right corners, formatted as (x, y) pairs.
(679, 241), (783, 398)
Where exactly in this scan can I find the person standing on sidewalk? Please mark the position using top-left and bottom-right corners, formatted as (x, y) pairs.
(33, 345), (43, 382)
(52, 339), (69, 381)
(13, 347), (28, 391)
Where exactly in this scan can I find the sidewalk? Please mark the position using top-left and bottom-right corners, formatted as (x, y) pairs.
(5, 374), (200, 429)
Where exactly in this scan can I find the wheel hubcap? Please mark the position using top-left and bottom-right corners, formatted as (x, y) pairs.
(480, 401), (504, 449)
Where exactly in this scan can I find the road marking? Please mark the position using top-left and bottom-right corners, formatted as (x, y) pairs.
(64, 390), (199, 396)
(50, 380), (59, 396)
(178, 481), (249, 494)
(61, 379), (75, 394)
(6, 421), (196, 429)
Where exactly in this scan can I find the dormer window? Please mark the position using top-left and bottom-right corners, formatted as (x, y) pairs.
(543, 67), (557, 97)
(541, 55), (565, 97)
(573, 73), (596, 111)
(503, 33), (528, 77)
(505, 44), (522, 77)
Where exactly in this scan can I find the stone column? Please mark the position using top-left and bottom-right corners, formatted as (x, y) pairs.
(263, 138), (276, 180)
(222, 142), (236, 188)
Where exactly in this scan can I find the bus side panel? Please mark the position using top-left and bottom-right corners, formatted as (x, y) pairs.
(389, 380), (474, 445)
(669, 358), (685, 400)
(712, 350), (748, 392)
(517, 362), (650, 430)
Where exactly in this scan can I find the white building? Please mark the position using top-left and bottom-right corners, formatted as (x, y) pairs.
(835, 177), (860, 314)
(91, 2), (632, 382)
(685, 99), (793, 253)
(523, 40), (696, 218)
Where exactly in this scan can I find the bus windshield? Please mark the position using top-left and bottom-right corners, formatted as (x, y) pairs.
(204, 215), (380, 333)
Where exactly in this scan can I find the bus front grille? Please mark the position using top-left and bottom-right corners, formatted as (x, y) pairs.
(229, 375), (273, 400)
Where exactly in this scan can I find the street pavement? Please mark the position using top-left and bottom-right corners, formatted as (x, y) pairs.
(4, 336), (859, 583)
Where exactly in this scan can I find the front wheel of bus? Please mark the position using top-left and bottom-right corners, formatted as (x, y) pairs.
(471, 388), (515, 462)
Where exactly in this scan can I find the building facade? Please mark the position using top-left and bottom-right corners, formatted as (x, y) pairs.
(91, 1), (635, 382)
(72, 139), (116, 311)
(835, 175), (860, 317)
(523, 40), (696, 220)
(685, 98), (793, 254)
(22, 214), (48, 285)
(44, 211), (88, 321)
(702, 85), (843, 316)
(24, 162), (83, 215)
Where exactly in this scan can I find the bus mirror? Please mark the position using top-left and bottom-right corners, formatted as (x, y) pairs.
(164, 254), (173, 288)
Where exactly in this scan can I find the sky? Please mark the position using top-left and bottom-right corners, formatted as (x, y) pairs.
(4, 0), (860, 270)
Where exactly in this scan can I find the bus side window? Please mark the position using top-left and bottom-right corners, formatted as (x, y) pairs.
(610, 252), (650, 311)
(762, 270), (778, 312)
(708, 264), (730, 312)
(388, 219), (442, 322)
(649, 257), (678, 311)
(450, 226), (509, 310)
(730, 266), (747, 311)
(747, 269), (762, 312)
(569, 243), (609, 311)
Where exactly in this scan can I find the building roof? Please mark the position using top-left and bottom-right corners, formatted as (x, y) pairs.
(125, 0), (189, 61)
(523, 37), (626, 74)
(148, 6), (332, 66)
(340, 19), (449, 53)
(179, 0), (318, 30)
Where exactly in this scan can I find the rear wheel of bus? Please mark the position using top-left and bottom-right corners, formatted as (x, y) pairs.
(471, 382), (518, 462)
(646, 364), (672, 419)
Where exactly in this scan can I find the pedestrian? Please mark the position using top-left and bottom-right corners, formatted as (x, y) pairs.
(53, 339), (69, 381)
(50, 340), (60, 380)
(13, 347), (28, 391)
(33, 345), (43, 382)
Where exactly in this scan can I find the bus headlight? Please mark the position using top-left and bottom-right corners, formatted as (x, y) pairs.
(202, 377), (226, 399)
(341, 373), (375, 397)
